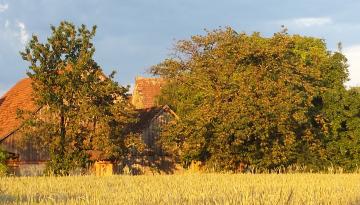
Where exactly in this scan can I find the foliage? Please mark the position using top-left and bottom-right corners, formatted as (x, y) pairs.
(20, 21), (137, 175)
(1, 174), (360, 204)
(151, 27), (349, 171)
(0, 149), (7, 176)
(322, 87), (360, 171)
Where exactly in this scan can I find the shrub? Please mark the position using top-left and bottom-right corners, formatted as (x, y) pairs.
(0, 149), (8, 176)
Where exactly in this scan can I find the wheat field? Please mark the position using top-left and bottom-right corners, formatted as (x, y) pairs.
(1, 173), (360, 204)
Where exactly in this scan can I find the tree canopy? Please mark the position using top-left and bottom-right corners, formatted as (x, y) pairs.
(16, 23), (360, 174)
(151, 27), (355, 171)
(20, 21), (136, 174)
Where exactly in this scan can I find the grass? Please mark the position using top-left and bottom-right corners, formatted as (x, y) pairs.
(1, 173), (360, 204)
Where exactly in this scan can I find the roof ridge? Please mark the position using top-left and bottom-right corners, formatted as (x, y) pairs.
(135, 76), (164, 80)
(1, 77), (32, 99)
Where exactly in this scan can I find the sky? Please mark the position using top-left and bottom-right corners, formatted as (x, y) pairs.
(0, 0), (360, 95)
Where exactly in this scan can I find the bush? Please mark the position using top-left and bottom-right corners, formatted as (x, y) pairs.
(0, 149), (8, 176)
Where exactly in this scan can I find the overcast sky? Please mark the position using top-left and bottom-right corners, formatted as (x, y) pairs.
(0, 0), (360, 95)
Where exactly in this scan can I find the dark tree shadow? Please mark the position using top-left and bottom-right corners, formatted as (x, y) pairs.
(116, 153), (180, 175)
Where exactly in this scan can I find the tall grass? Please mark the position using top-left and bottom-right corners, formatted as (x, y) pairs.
(1, 173), (360, 204)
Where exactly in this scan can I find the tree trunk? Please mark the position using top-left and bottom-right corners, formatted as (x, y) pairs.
(59, 109), (66, 157)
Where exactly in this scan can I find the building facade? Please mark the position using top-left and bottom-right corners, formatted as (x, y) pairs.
(0, 78), (48, 175)
(0, 77), (177, 175)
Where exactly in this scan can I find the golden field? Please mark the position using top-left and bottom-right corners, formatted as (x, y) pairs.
(1, 173), (360, 205)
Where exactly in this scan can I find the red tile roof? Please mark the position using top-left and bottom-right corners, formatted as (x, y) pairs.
(0, 78), (37, 140)
(0, 76), (167, 141)
(131, 77), (166, 109)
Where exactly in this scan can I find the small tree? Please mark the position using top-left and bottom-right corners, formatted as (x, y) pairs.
(20, 21), (136, 175)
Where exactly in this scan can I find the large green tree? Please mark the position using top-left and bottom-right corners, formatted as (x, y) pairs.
(151, 28), (348, 171)
(322, 87), (360, 171)
(20, 21), (136, 174)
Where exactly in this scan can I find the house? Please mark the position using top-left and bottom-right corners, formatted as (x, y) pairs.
(131, 77), (178, 154)
(0, 78), (47, 176)
(0, 76), (178, 175)
(121, 77), (179, 174)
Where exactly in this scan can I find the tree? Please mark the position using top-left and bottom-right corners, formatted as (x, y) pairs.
(151, 27), (348, 171)
(322, 87), (360, 171)
(20, 21), (136, 174)
(307, 49), (360, 171)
